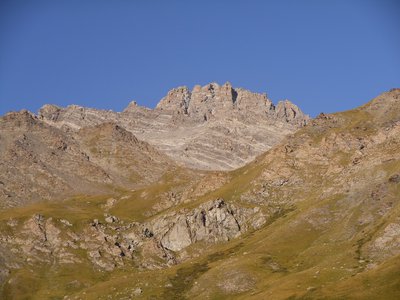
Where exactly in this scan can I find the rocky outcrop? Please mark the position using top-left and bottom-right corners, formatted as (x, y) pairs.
(148, 199), (267, 251)
(156, 86), (191, 115)
(155, 82), (307, 125)
(0, 213), (170, 272)
(369, 222), (400, 261)
(275, 100), (308, 126)
(0, 198), (266, 273)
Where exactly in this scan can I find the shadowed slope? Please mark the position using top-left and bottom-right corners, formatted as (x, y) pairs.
(0, 112), (177, 208)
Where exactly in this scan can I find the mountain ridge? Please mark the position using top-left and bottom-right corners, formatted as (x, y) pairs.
(0, 110), (179, 208)
(36, 82), (309, 170)
(1, 87), (399, 299)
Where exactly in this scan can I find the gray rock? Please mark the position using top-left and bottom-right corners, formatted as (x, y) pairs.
(132, 287), (142, 296)
(36, 82), (308, 171)
(161, 216), (192, 251)
(148, 199), (262, 252)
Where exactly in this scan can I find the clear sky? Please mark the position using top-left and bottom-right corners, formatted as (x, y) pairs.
(0, 0), (399, 117)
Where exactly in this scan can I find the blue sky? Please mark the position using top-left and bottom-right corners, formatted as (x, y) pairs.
(0, 0), (399, 117)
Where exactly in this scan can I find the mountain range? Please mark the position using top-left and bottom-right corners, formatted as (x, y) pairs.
(0, 84), (399, 299)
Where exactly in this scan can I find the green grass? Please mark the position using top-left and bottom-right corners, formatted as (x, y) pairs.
(110, 169), (195, 222)
(0, 194), (110, 225)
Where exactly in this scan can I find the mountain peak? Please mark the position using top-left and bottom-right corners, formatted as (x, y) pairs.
(275, 99), (308, 126)
(34, 82), (309, 170)
(155, 82), (309, 125)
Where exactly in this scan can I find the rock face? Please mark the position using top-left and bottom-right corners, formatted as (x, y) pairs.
(148, 199), (265, 252)
(156, 82), (307, 126)
(38, 82), (309, 170)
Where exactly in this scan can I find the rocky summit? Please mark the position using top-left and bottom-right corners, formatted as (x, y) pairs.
(1, 86), (400, 299)
(38, 82), (309, 170)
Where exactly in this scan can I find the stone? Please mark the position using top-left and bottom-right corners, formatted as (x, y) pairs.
(133, 287), (142, 296)
(161, 216), (192, 251)
(147, 198), (261, 252)
(60, 219), (72, 227)
(389, 174), (400, 183)
(104, 215), (119, 223)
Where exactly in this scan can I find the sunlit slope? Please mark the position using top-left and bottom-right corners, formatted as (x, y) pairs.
(1, 89), (400, 299)
(158, 89), (400, 299)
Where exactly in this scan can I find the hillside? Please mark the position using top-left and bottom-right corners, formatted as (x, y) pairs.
(0, 111), (179, 208)
(0, 88), (399, 299)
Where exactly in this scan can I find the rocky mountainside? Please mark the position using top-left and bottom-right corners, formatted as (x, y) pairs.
(1, 87), (400, 299)
(38, 82), (309, 170)
(0, 82), (307, 208)
(0, 110), (179, 208)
